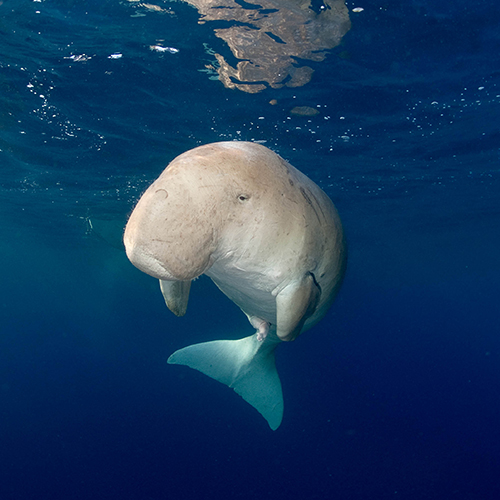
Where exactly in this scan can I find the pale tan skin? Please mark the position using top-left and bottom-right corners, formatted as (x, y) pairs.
(124, 141), (346, 342)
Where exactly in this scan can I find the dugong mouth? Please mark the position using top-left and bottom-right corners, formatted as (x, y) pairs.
(124, 236), (177, 281)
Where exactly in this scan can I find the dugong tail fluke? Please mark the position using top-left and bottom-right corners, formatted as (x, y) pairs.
(167, 332), (284, 430)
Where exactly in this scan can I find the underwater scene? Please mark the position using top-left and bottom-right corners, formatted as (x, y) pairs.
(1, 0), (500, 498)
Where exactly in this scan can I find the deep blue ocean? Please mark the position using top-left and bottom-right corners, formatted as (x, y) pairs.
(1, 0), (500, 498)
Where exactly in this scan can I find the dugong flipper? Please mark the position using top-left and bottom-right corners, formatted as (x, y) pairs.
(159, 279), (191, 317)
(124, 141), (347, 429)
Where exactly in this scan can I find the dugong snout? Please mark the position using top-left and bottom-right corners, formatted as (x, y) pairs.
(124, 237), (173, 281)
(124, 174), (216, 282)
(123, 190), (178, 281)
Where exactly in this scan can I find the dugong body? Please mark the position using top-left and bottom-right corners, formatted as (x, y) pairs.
(124, 141), (346, 429)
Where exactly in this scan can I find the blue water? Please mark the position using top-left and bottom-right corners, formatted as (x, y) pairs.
(1, 0), (500, 498)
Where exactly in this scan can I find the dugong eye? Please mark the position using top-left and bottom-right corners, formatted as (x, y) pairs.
(238, 194), (250, 202)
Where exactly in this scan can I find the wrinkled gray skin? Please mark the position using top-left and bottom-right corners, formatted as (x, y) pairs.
(124, 141), (346, 342)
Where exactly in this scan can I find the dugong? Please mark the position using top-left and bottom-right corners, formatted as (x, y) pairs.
(124, 141), (346, 430)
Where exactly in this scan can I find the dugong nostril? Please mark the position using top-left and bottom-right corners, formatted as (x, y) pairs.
(155, 188), (168, 199)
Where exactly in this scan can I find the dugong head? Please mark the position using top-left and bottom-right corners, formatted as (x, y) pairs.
(124, 142), (286, 282)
